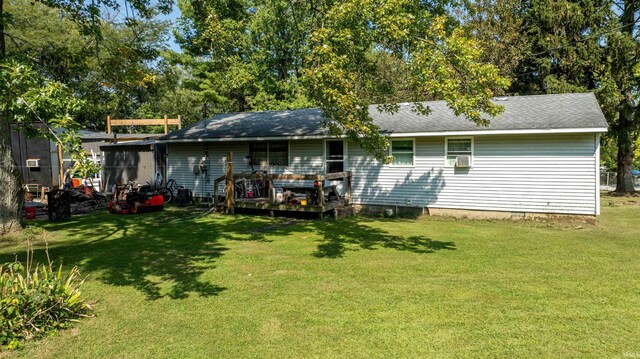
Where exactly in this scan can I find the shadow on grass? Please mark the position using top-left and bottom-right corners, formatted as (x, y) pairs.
(0, 209), (272, 300)
(1, 210), (457, 299)
(310, 218), (456, 258)
(244, 216), (456, 259)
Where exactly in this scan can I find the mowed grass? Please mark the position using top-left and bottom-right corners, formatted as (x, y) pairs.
(1, 194), (639, 358)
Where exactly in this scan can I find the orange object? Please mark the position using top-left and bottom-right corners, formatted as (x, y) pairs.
(71, 178), (81, 188)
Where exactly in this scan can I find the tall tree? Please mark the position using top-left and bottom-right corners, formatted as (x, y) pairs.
(609, 0), (640, 192)
(178, 0), (509, 160)
(467, 0), (638, 193)
(3, 0), (173, 127)
(0, 0), (171, 234)
(0, 62), (84, 234)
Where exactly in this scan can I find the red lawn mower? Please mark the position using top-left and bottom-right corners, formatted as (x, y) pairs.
(107, 182), (165, 214)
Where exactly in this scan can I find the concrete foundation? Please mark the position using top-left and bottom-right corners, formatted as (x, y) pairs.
(353, 204), (595, 220)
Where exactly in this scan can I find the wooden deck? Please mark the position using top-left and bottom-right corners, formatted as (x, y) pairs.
(233, 198), (343, 218)
(212, 153), (352, 219)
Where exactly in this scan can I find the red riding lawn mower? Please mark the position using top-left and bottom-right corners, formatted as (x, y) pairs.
(107, 182), (165, 214)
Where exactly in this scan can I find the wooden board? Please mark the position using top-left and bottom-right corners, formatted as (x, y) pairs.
(234, 199), (340, 213)
(109, 119), (181, 126)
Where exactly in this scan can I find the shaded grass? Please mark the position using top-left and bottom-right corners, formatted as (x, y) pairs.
(1, 195), (639, 358)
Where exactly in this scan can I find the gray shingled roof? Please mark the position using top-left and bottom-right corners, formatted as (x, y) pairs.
(161, 93), (608, 141)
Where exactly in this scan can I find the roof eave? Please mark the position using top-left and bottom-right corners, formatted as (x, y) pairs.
(158, 127), (608, 143)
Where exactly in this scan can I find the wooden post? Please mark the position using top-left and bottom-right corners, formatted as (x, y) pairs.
(348, 174), (352, 204)
(163, 114), (169, 134)
(214, 181), (219, 208)
(57, 143), (64, 187)
(318, 176), (324, 207)
(344, 172), (352, 205)
(106, 115), (111, 134)
(225, 152), (234, 213)
(178, 115), (182, 129)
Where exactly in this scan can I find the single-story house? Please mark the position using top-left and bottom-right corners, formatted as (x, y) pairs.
(158, 93), (608, 217)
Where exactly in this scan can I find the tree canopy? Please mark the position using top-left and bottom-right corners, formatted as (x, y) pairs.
(175, 0), (509, 160)
(467, 0), (640, 191)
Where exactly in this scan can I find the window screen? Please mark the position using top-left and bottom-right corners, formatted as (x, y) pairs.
(268, 141), (289, 166)
(249, 141), (288, 167)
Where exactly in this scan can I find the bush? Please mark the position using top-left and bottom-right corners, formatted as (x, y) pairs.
(0, 261), (92, 350)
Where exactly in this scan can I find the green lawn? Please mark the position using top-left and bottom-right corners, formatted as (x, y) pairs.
(1, 195), (639, 358)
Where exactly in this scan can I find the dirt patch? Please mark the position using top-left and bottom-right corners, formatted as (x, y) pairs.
(606, 191), (640, 198)
(602, 192), (640, 206)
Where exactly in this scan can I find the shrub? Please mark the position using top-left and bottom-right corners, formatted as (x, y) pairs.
(0, 260), (92, 350)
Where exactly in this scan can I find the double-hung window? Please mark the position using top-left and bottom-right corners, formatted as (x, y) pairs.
(445, 137), (473, 167)
(390, 139), (414, 166)
(249, 141), (289, 167)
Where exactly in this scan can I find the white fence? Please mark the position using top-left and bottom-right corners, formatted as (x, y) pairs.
(600, 171), (640, 191)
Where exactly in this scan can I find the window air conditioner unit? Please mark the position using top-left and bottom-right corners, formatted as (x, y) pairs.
(455, 155), (471, 168)
(26, 159), (40, 168)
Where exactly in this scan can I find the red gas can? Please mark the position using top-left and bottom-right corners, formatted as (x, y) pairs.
(24, 206), (37, 220)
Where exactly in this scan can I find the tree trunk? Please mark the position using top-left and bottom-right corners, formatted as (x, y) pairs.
(0, 117), (24, 235)
(611, 0), (639, 194)
(0, 0), (5, 59)
(0, 0), (23, 235)
(614, 105), (636, 193)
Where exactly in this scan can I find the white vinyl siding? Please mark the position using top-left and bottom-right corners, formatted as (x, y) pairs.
(167, 140), (326, 194)
(167, 133), (599, 215)
(288, 140), (324, 174)
(348, 133), (599, 215)
(167, 142), (247, 197)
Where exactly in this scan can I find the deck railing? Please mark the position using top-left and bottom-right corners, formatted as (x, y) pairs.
(213, 171), (352, 212)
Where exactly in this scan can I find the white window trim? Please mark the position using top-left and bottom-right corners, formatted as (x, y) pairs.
(26, 159), (40, 168)
(388, 138), (415, 168)
(444, 136), (474, 167)
(323, 139), (348, 173)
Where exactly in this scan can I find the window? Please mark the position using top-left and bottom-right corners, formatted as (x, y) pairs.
(26, 159), (40, 168)
(445, 137), (473, 167)
(268, 141), (289, 166)
(249, 141), (289, 167)
(390, 139), (414, 166)
(325, 140), (345, 173)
